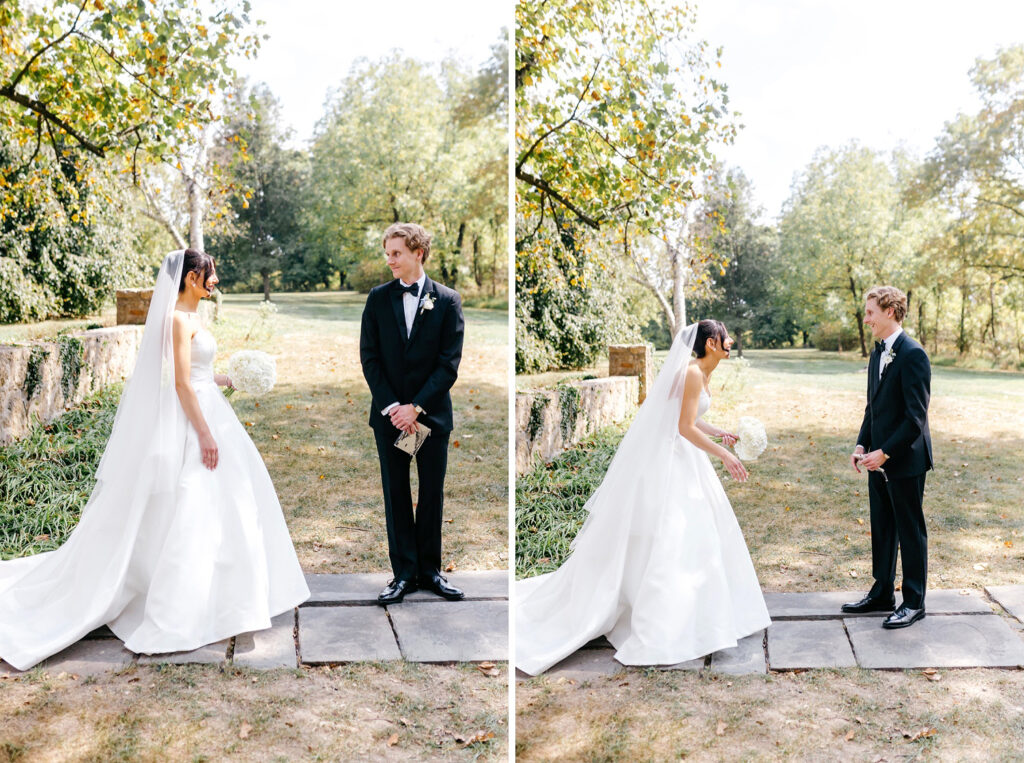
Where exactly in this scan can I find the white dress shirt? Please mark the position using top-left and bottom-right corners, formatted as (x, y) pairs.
(381, 273), (427, 416)
(879, 327), (902, 379)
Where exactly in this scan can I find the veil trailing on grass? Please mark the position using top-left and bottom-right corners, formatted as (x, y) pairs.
(569, 322), (699, 548)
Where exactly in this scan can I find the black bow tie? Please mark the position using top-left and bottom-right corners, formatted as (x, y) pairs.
(396, 282), (420, 297)
(875, 341), (885, 354)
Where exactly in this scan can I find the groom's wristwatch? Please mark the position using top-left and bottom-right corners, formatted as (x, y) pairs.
(413, 404), (425, 417)
(882, 451), (890, 461)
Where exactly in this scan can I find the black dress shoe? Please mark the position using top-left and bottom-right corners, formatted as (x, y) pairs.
(420, 573), (465, 601)
(840, 594), (896, 614)
(377, 578), (417, 605)
(882, 604), (925, 629)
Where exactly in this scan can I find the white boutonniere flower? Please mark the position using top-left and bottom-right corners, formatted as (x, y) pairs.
(419, 293), (436, 315)
(882, 347), (896, 365)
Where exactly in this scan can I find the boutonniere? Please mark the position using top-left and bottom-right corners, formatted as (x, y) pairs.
(882, 347), (896, 365)
(419, 293), (436, 315)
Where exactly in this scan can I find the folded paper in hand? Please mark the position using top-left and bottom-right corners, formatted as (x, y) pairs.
(394, 422), (431, 456)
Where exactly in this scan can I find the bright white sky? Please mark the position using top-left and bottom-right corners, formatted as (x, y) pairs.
(235, 0), (509, 143)
(694, 0), (1024, 220)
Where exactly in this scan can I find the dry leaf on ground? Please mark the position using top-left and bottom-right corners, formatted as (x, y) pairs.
(716, 720), (727, 736)
(239, 722), (252, 740)
(386, 733), (399, 747)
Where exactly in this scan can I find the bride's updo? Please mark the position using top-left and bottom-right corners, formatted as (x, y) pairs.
(178, 249), (216, 292)
(693, 319), (728, 358)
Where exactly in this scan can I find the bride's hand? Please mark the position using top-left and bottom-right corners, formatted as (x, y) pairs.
(722, 451), (748, 482)
(199, 432), (219, 470)
(721, 431), (738, 448)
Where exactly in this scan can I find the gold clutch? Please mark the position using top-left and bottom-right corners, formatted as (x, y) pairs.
(394, 422), (431, 456)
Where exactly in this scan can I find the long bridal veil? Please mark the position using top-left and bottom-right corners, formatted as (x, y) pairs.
(0, 252), (192, 667)
(568, 322), (699, 548)
(94, 250), (186, 496)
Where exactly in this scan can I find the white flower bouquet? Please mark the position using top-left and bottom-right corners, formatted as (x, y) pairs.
(225, 350), (277, 397)
(734, 416), (768, 461)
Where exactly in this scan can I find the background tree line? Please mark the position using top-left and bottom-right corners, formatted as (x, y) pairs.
(515, 0), (1024, 371)
(0, 0), (507, 324)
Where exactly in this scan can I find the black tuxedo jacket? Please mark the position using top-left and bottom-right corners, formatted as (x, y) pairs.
(856, 331), (933, 478)
(359, 276), (464, 436)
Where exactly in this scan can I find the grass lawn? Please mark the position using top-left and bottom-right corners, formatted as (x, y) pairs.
(0, 662), (507, 761)
(209, 292), (509, 574)
(515, 347), (1024, 760)
(0, 291), (510, 760)
(1, 291), (509, 572)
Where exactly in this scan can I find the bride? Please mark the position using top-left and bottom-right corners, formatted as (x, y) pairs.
(516, 320), (770, 675)
(0, 250), (310, 671)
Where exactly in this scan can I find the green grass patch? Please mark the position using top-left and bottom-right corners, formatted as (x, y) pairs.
(0, 385), (121, 559)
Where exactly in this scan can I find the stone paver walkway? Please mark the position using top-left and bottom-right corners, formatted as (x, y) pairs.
(0, 570), (508, 677)
(519, 586), (1024, 681)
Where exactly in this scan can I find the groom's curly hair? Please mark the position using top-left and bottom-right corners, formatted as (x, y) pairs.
(382, 223), (432, 263)
(866, 286), (907, 323)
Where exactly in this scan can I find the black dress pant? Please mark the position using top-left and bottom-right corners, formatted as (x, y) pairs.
(867, 471), (928, 609)
(373, 428), (450, 582)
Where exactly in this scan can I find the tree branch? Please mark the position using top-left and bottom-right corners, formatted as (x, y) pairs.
(515, 166), (601, 229)
(0, 85), (107, 157)
(5, 0), (88, 91)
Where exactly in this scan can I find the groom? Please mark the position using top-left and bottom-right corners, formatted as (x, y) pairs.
(359, 222), (466, 605)
(843, 285), (933, 628)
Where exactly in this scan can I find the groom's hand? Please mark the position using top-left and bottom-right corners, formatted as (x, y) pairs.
(389, 404), (420, 434)
(851, 446), (865, 473)
(859, 449), (888, 471)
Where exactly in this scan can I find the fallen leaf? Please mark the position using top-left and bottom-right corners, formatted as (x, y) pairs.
(453, 440), (460, 448)
(904, 727), (936, 741)
(845, 730), (855, 741)
(455, 730), (495, 746)
(716, 720), (727, 736)
(271, 434), (279, 440)
(922, 669), (941, 682)
(386, 732), (399, 747)
(1005, 541), (1014, 548)
(973, 563), (988, 571)
(444, 562), (456, 572)
(239, 722), (252, 740)
(857, 518), (865, 525)
(477, 662), (500, 677)
(849, 570), (859, 578)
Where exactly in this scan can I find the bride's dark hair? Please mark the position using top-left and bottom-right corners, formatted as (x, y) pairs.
(693, 319), (728, 358)
(178, 249), (216, 292)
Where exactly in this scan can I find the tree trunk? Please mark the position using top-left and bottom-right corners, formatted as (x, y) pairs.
(671, 246), (687, 333)
(917, 297), (927, 348)
(262, 269), (270, 302)
(958, 282), (968, 355)
(848, 273), (867, 357)
(472, 234), (484, 287)
(184, 126), (209, 251)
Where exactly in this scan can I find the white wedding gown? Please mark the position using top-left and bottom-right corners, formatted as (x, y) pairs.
(0, 325), (310, 671)
(516, 388), (771, 675)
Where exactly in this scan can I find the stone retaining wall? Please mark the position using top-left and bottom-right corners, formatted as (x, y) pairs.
(515, 376), (638, 475)
(116, 289), (153, 325)
(0, 326), (144, 445)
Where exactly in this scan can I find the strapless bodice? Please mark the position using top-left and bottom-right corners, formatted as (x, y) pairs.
(190, 327), (216, 384)
(697, 387), (711, 419)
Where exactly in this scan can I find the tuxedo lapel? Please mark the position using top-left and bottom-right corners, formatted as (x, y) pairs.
(388, 282), (408, 342)
(871, 332), (907, 402)
(406, 276), (434, 346)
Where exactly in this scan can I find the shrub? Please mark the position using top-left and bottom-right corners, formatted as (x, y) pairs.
(347, 259), (393, 293)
